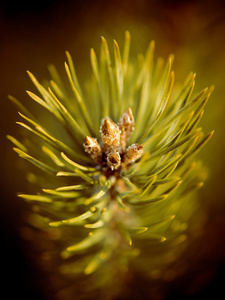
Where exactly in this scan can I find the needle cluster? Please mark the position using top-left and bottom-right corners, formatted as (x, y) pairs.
(7, 32), (214, 300)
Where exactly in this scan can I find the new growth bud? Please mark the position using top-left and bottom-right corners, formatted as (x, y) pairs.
(107, 151), (121, 170)
(101, 118), (121, 155)
(124, 144), (143, 165)
(84, 108), (143, 172)
(118, 107), (134, 152)
(83, 136), (102, 163)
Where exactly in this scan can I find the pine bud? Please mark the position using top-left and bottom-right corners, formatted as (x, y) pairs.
(118, 107), (134, 152)
(100, 118), (121, 154)
(124, 143), (143, 165)
(107, 151), (121, 170)
(83, 136), (102, 163)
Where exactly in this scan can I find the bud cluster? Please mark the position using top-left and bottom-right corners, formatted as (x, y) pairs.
(83, 108), (143, 172)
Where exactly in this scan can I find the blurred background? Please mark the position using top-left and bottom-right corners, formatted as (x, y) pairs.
(1, 0), (225, 299)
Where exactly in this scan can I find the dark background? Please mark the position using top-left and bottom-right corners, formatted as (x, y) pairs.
(1, 0), (225, 299)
